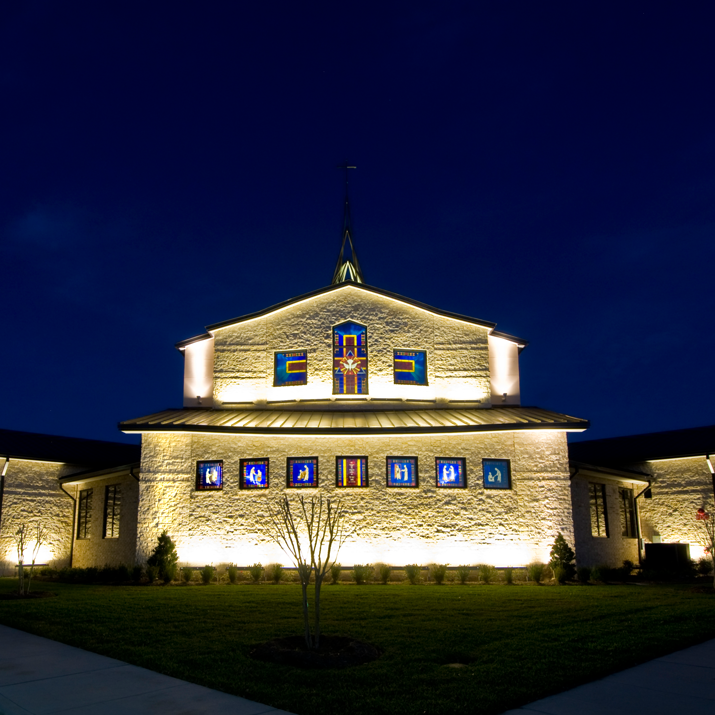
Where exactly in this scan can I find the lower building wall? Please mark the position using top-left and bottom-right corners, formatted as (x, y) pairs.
(0, 459), (74, 574)
(71, 472), (139, 568)
(570, 476), (640, 568)
(636, 456), (714, 561)
(136, 430), (575, 568)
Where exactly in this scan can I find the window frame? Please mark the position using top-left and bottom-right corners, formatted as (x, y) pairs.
(619, 487), (637, 539)
(589, 482), (609, 538)
(103, 484), (121, 539)
(77, 488), (93, 540)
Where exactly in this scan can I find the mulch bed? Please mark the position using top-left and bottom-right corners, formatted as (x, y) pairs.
(250, 635), (380, 669)
(0, 591), (57, 600)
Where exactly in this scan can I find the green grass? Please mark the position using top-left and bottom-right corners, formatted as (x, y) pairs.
(1, 579), (714, 714)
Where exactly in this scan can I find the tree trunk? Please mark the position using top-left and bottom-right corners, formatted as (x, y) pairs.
(314, 574), (322, 648)
(300, 582), (312, 649)
(17, 563), (24, 596)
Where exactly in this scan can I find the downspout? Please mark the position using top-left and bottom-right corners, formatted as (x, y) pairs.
(0, 458), (8, 535)
(129, 466), (140, 481)
(633, 481), (652, 564)
(59, 482), (76, 568)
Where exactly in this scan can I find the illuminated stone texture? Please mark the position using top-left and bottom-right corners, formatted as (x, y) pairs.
(0, 460), (73, 573)
(136, 430), (573, 568)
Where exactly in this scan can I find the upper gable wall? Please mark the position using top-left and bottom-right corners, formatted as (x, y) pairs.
(208, 285), (493, 405)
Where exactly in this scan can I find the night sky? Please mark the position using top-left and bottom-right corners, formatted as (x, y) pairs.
(2, 2), (713, 446)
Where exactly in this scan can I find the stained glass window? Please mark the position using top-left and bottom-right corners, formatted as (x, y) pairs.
(240, 458), (269, 489)
(274, 351), (308, 387)
(393, 350), (428, 386)
(436, 458), (466, 488)
(386, 457), (418, 488)
(287, 457), (318, 488)
(336, 457), (368, 487)
(196, 460), (223, 490)
(333, 321), (368, 394)
(482, 459), (511, 489)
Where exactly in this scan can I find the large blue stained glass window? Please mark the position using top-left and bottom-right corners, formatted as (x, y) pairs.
(483, 459), (511, 489)
(333, 321), (368, 394)
(240, 458), (269, 489)
(287, 457), (318, 488)
(336, 457), (368, 487)
(274, 351), (308, 387)
(436, 458), (466, 488)
(393, 350), (428, 386)
(196, 461), (223, 490)
(386, 457), (418, 488)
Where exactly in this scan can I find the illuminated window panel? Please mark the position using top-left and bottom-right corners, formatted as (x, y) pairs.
(336, 457), (368, 487)
(287, 457), (318, 488)
(386, 457), (418, 488)
(240, 458), (269, 489)
(333, 321), (368, 395)
(393, 349), (428, 386)
(274, 351), (308, 387)
(436, 458), (466, 488)
(482, 459), (511, 490)
(196, 460), (223, 490)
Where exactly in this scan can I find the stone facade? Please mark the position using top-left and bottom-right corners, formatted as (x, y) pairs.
(136, 429), (574, 568)
(0, 459), (74, 574)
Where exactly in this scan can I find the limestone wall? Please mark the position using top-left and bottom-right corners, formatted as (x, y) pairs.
(70, 472), (140, 568)
(136, 430), (573, 568)
(210, 285), (494, 405)
(0, 459), (74, 574)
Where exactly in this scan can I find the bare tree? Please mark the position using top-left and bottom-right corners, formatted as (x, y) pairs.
(268, 495), (353, 649)
(14, 523), (47, 596)
(696, 504), (715, 589)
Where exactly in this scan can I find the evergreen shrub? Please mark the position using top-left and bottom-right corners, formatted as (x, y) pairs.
(577, 567), (591, 584)
(429, 563), (448, 585)
(697, 557), (713, 576)
(351, 564), (373, 584)
(330, 563), (341, 584)
(526, 562), (545, 584)
(228, 566), (239, 584)
(249, 563), (264, 583)
(132, 565), (143, 583)
(404, 564), (421, 585)
(146, 565), (158, 583)
(456, 565), (470, 584)
(477, 564), (497, 584)
(181, 567), (193, 584)
(201, 565), (214, 584)
(549, 533), (576, 583)
(146, 531), (178, 583)
(375, 563), (391, 584)
(503, 567), (514, 585)
(266, 563), (284, 584)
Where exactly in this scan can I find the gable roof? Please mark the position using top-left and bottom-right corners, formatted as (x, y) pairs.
(175, 281), (528, 349)
(0, 428), (140, 468)
(569, 425), (715, 465)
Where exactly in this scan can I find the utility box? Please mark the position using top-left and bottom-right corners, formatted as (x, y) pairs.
(644, 543), (691, 571)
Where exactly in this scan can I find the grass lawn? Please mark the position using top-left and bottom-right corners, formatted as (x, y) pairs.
(1, 579), (714, 714)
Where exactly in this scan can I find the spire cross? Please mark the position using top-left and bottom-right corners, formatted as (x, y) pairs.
(331, 162), (364, 285)
(337, 162), (356, 194)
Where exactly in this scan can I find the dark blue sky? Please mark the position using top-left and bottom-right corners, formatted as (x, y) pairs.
(2, 2), (713, 445)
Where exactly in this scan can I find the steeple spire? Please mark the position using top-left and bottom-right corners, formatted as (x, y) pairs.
(332, 163), (364, 285)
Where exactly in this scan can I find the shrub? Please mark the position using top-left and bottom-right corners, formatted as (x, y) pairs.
(404, 564), (421, 585)
(146, 531), (178, 584)
(200, 565), (214, 585)
(330, 563), (342, 584)
(526, 562), (545, 584)
(456, 565), (470, 584)
(590, 564), (612, 583)
(132, 565), (143, 583)
(428, 563), (448, 585)
(351, 564), (373, 585)
(227, 566), (239, 584)
(549, 533), (576, 582)
(146, 565), (158, 584)
(577, 566), (591, 584)
(697, 557), (713, 576)
(266, 563), (284, 584)
(249, 563), (264, 583)
(375, 563), (391, 584)
(477, 564), (497, 584)
(181, 567), (193, 584)
(503, 567), (514, 585)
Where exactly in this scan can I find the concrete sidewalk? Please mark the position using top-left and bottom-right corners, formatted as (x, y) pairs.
(503, 637), (715, 715)
(0, 624), (291, 715)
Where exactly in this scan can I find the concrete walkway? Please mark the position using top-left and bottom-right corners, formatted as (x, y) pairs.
(0, 625), (291, 715)
(503, 637), (715, 715)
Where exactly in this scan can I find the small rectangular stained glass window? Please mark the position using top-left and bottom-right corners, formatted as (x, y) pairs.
(483, 459), (511, 489)
(240, 458), (269, 489)
(196, 461), (223, 490)
(386, 457), (418, 488)
(590, 483), (609, 537)
(77, 488), (93, 540)
(619, 487), (636, 538)
(436, 458), (466, 488)
(287, 457), (318, 488)
(393, 350), (428, 386)
(274, 351), (308, 387)
(336, 457), (368, 487)
(103, 485), (121, 539)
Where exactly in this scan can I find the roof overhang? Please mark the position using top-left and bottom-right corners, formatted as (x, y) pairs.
(59, 462), (140, 486)
(569, 460), (650, 486)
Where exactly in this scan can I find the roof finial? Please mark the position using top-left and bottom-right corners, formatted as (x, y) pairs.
(332, 162), (364, 285)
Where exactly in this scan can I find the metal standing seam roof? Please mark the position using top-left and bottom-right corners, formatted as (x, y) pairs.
(119, 406), (589, 435)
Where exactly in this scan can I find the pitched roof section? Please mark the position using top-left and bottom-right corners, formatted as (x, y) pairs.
(0, 428), (140, 467)
(120, 406), (588, 436)
(175, 282), (527, 349)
